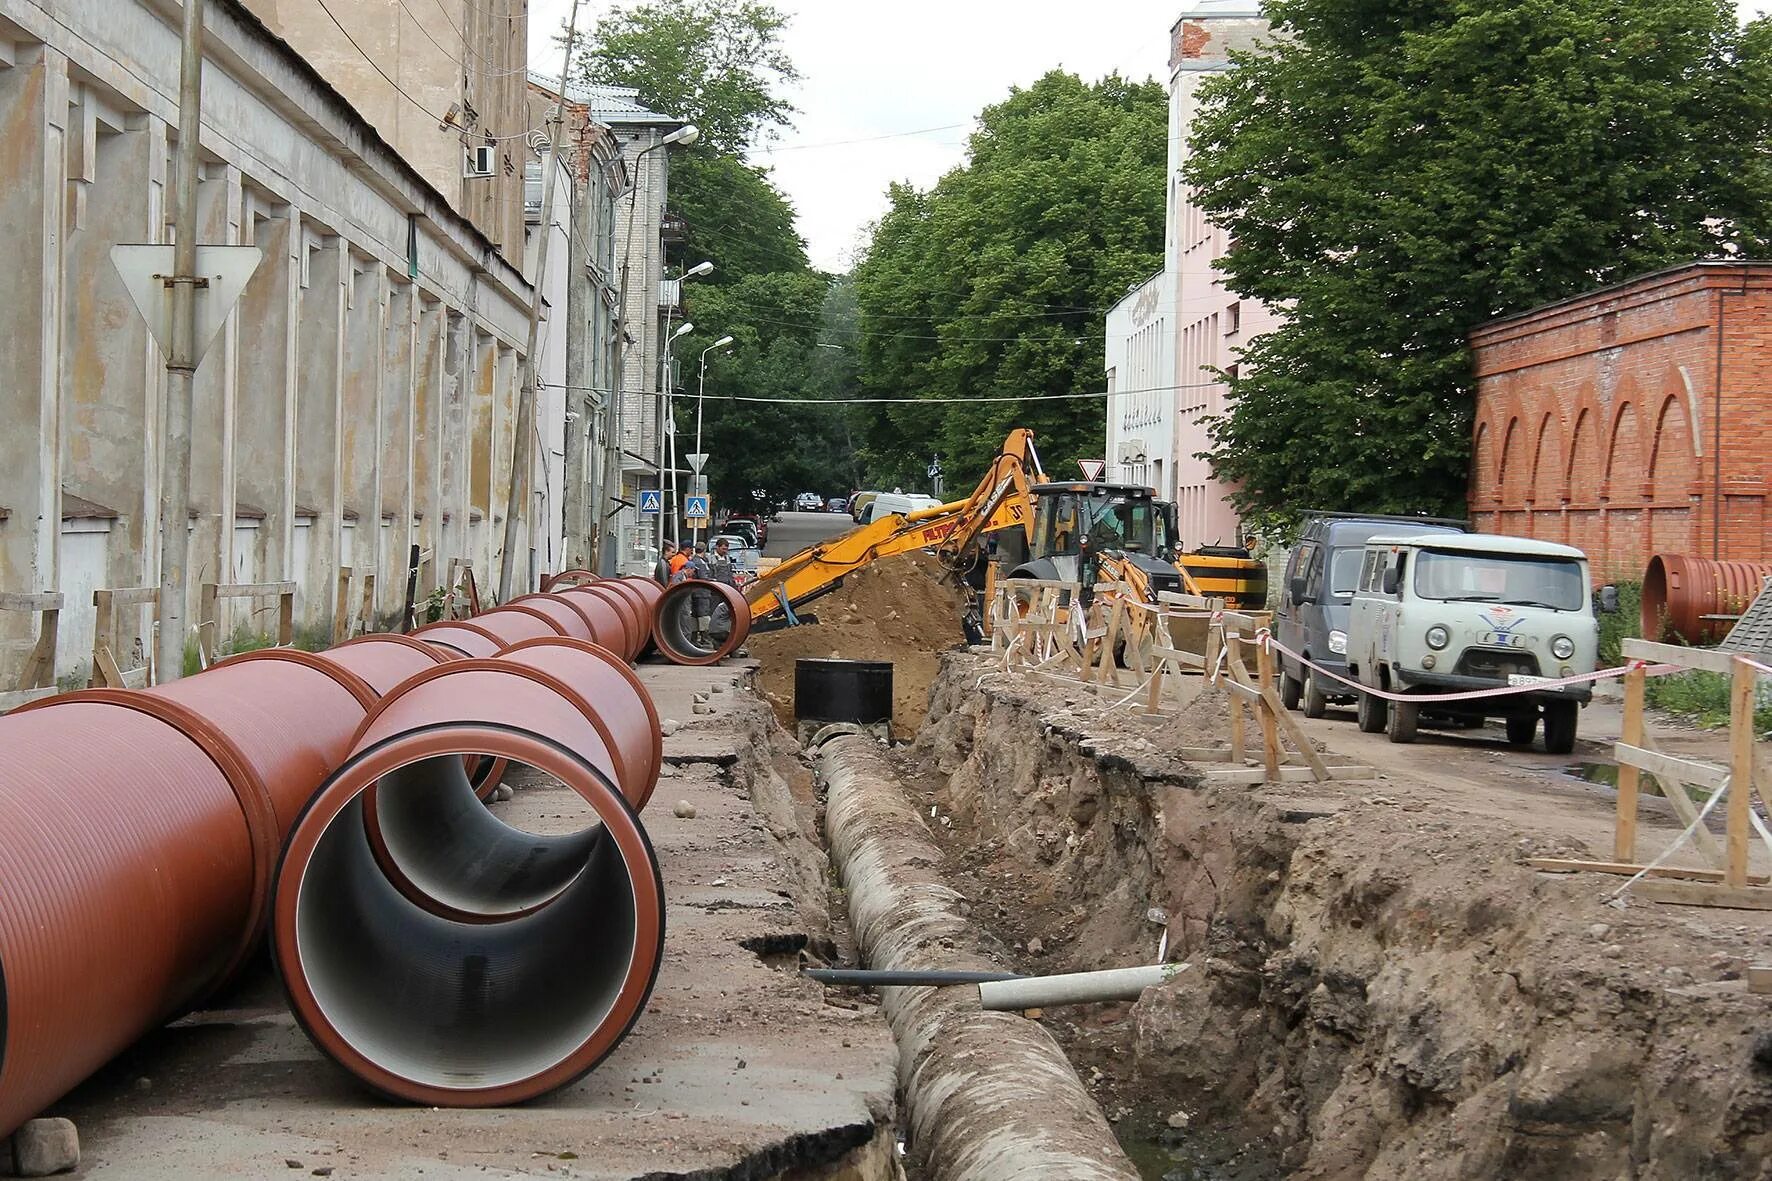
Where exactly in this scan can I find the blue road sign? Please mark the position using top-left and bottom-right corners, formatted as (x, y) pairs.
(639, 489), (663, 515)
(685, 495), (710, 519)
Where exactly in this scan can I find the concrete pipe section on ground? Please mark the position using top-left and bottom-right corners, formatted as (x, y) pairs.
(272, 656), (665, 1106)
(0, 652), (378, 1139)
(652, 581), (752, 666)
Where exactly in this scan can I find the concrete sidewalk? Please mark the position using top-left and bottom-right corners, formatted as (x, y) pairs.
(46, 663), (898, 1179)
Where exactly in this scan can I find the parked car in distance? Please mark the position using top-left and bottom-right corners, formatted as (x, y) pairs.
(862, 492), (943, 525)
(720, 518), (761, 550)
(794, 491), (824, 512)
(711, 534), (763, 578)
(1345, 533), (1614, 754)
(1276, 513), (1466, 718)
(826, 496), (849, 514)
(850, 491), (880, 523)
(725, 514), (767, 547)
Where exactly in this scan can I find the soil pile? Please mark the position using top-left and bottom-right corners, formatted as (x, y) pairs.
(749, 552), (968, 735)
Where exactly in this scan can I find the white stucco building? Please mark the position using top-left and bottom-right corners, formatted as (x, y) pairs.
(1105, 270), (1176, 492)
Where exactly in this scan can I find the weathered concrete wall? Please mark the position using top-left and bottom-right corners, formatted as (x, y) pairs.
(0, 0), (533, 683)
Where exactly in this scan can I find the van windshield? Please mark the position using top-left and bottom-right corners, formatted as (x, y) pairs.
(1413, 550), (1586, 611)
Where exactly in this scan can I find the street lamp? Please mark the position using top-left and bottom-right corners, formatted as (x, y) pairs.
(692, 335), (736, 545)
(659, 321), (694, 551)
(658, 260), (713, 546)
(599, 122), (698, 574)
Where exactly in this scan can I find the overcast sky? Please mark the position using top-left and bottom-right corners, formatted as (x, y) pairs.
(530, 1), (1772, 275)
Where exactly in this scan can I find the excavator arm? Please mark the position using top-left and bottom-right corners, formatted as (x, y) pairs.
(744, 429), (1046, 624)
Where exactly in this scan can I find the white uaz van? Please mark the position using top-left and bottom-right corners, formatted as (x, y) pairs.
(1345, 534), (1605, 754)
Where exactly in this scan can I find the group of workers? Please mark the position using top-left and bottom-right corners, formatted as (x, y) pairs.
(653, 537), (738, 650)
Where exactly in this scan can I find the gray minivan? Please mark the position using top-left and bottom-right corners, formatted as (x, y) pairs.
(1276, 513), (1466, 716)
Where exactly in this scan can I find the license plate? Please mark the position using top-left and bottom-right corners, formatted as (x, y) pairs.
(1479, 632), (1528, 648)
(1508, 673), (1554, 688)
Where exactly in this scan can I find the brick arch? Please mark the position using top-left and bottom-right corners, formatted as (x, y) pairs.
(1648, 393), (1695, 479)
(1498, 416), (1529, 504)
(1567, 407), (1602, 501)
(1646, 392), (1698, 557)
(1606, 400), (1646, 573)
(1472, 419), (1496, 505)
(1606, 400), (1643, 487)
(1529, 412), (1562, 500)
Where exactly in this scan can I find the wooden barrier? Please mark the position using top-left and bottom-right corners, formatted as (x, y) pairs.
(0, 591), (63, 712)
(198, 581), (296, 666)
(90, 585), (159, 688)
(990, 580), (1372, 786)
(332, 567), (379, 645)
(443, 558), (482, 620)
(1529, 637), (1771, 908)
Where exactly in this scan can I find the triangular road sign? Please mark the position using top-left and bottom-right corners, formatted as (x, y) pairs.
(1079, 459), (1107, 481)
(111, 244), (263, 368)
(686, 453), (708, 474)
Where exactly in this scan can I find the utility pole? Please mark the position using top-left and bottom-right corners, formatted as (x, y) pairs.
(499, 0), (581, 601)
(155, 0), (208, 683)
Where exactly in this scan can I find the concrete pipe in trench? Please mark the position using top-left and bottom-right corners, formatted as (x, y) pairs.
(0, 654), (376, 1137)
(272, 663), (664, 1105)
(652, 580), (752, 666)
(558, 585), (646, 663)
(820, 735), (1139, 1181)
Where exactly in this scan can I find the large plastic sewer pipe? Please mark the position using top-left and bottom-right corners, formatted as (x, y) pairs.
(1641, 553), (1772, 645)
(602, 579), (661, 657)
(505, 593), (597, 642)
(466, 605), (567, 648)
(410, 620), (506, 660)
(542, 568), (598, 592)
(652, 580), (752, 666)
(0, 652), (375, 1139)
(558, 585), (647, 663)
(272, 661), (665, 1105)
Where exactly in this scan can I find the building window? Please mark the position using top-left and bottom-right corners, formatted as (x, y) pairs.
(1225, 301), (1240, 335)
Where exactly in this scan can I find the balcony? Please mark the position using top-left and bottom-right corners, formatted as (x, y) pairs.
(659, 278), (683, 314)
(659, 210), (688, 244)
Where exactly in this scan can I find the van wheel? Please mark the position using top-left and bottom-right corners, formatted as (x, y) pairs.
(1387, 699), (1420, 744)
(1302, 670), (1329, 719)
(1280, 672), (1303, 711)
(1543, 701), (1579, 755)
(1505, 713), (1537, 747)
(1356, 690), (1388, 733)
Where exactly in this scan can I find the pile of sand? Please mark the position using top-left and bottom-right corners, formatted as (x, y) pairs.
(749, 552), (969, 736)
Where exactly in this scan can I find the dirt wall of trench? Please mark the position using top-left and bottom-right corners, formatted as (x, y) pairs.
(911, 651), (1772, 1180)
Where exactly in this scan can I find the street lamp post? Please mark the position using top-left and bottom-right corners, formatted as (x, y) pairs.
(658, 320), (694, 552)
(658, 261), (712, 551)
(601, 122), (698, 575)
(692, 335), (735, 545)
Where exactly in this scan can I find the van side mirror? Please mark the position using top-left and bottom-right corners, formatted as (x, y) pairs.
(1290, 575), (1311, 605)
(1382, 567), (1400, 596)
(1596, 585), (1620, 615)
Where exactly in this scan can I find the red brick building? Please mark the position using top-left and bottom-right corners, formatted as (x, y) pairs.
(1468, 262), (1772, 581)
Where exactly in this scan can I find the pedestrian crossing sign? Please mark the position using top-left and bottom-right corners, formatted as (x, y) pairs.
(685, 495), (710, 523)
(639, 489), (663, 515)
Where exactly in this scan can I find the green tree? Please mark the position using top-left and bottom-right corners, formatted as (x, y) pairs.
(668, 151), (808, 281)
(851, 71), (1169, 486)
(575, 0), (799, 154)
(1184, 0), (1772, 523)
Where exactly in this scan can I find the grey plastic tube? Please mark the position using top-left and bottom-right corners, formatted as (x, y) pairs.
(977, 964), (1186, 1011)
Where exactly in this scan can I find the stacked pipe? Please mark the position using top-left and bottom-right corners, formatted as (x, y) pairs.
(0, 578), (666, 1137)
(652, 580), (752, 665)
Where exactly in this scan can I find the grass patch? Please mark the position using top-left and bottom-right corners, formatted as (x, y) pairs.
(1645, 669), (1772, 732)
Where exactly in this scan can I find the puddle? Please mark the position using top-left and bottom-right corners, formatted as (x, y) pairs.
(1113, 1110), (1278, 1180)
(1564, 762), (1712, 804)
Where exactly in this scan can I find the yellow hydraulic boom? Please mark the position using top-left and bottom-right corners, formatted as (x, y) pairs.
(744, 429), (1044, 624)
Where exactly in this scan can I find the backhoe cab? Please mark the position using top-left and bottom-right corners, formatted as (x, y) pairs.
(1005, 482), (1184, 600)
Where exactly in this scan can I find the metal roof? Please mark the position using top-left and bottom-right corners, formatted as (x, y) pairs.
(1722, 577), (1772, 659)
(527, 71), (685, 128)
(1363, 533), (1589, 560)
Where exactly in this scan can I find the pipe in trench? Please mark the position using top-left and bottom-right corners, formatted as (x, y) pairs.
(651, 580), (752, 666)
(272, 677), (664, 1105)
(820, 735), (1140, 1181)
(0, 652), (376, 1138)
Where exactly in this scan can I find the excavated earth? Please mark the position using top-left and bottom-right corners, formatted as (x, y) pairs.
(899, 649), (1772, 1181)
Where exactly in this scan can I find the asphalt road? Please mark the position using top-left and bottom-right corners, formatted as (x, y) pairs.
(763, 510), (856, 558)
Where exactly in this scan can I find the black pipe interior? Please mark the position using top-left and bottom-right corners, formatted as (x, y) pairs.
(295, 776), (643, 1091)
(368, 755), (604, 919)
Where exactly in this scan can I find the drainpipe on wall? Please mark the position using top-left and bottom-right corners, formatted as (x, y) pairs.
(1712, 274), (1750, 560)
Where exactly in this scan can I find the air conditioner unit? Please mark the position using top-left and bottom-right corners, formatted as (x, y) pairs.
(463, 145), (495, 179)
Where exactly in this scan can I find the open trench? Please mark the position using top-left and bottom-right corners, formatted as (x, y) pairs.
(850, 648), (1772, 1181)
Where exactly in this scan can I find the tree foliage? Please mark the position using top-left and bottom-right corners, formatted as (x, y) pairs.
(668, 151), (808, 282)
(851, 72), (1169, 489)
(575, 0), (799, 155)
(1184, 0), (1772, 522)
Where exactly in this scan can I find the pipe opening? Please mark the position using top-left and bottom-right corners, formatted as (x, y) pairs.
(365, 755), (605, 921)
(654, 583), (744, 663)
(281, 730), (661, 1100)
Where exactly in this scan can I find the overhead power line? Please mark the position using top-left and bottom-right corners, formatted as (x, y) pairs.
(544, 378), (1222, 405)
(756, 122), (973, 154)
